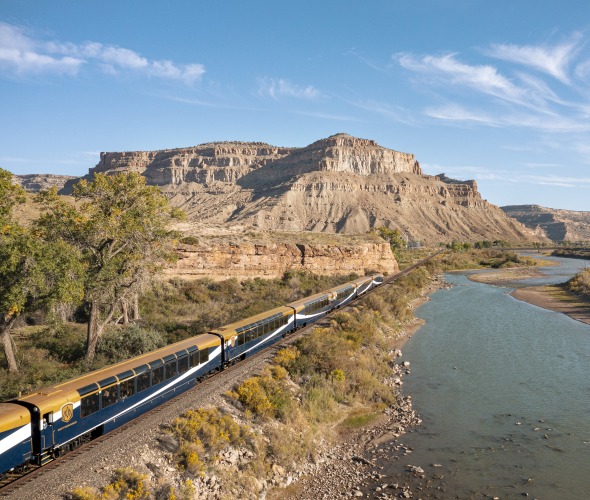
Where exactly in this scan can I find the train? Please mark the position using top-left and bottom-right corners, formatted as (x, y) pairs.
(0, 273), (383, 477)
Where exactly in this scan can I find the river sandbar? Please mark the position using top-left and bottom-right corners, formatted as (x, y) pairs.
(511, 285), (590, 325)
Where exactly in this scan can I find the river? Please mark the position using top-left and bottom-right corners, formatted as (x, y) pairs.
(382, 255), (590, 499)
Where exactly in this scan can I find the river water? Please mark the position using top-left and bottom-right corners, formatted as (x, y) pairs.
(385, 256), (590, 499)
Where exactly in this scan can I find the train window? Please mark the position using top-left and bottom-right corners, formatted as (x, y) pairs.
(81, 393), (99, 418)
(178, 355), (189, 374)
(164, 360), (177, 380)
(190, 350), (199, 367)
(120, 377), (135, 399)
(101, 386), (118, 408)
(201, 348), (209, 363)
(237, 333), (244, 346)
(137, 372), (150, 393)
(152, 366), (164, 385)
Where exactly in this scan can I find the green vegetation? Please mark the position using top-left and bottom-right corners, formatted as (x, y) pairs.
(36, 172), (185, 362)
(376, 226), (406, 251)
(553, 248), (590, 260)
(439, 247), (538, 271)
(0, 168), (84, 372)
(566, 268), (590, 300)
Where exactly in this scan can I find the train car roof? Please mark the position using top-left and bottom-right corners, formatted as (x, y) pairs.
(325, 282), (356, 294)
(15, 332), (221, 413)
(351, 275), (373, 285)
(0, 403), (31, 432)
(209, 306), (294, 340)
(286, 291), (333, 311)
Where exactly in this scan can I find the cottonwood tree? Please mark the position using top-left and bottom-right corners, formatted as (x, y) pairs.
(37, 173), (185, 362)
(0, 168), (83, 372)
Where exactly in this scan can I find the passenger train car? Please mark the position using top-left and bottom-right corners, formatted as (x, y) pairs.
(0, 273), (383, 477)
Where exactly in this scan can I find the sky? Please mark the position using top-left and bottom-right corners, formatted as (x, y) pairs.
(1, 0), (590, 210)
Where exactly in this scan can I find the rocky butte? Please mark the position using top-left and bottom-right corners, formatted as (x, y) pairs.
(502, 205), (590, 242)
(72, 133), (535, 246)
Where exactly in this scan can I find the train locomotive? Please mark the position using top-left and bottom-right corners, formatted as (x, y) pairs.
(0, 273), (383, 477)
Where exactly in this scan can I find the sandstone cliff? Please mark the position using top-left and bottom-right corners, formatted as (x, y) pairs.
(165, 236), (397, 281)
(502, 205), (590, 242)
(70, 133), (536, 244)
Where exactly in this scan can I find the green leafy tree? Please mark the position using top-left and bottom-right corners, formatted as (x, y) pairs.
(0, 168), (83, 372)
(37, 173), (185, 362)
(376, 226), (406, 251)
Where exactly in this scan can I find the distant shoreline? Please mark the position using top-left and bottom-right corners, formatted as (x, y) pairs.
(465, 265), (590, 326)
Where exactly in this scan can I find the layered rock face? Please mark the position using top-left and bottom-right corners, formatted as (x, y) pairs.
(15, 174), (77, 193)
(78, 133), (535, 244)
(502, 205), (590, 242)
(164, 240), (397, 281)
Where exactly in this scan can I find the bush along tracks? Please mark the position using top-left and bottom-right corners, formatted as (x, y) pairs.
(69, 264), (438, 499)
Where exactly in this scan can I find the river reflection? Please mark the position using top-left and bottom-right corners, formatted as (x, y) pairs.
(384, 256), (590, 499)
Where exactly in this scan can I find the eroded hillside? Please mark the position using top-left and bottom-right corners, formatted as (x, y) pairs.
(73, 133), (535, 244)
(502, 205), (590, 242)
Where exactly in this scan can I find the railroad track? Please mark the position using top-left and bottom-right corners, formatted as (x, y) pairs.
(0, 250), (444, 497)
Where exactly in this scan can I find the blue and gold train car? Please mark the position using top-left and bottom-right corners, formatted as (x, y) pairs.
(14, 333), (222, 461)
(288, 291), (335, 329)
(0, 403), (32, 474)
(210, 306), (296, 363)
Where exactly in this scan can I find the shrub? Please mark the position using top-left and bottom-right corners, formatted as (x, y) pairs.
(176, 443), (206, 476)
(179, 236), (199, 245)
(69, 487), (101, 500)
(170, 407), (250, 456)
(97, 324), (166, 362)
(100, 468), (150, 500)
(567, 268), (590, 299)
(274, 346), (300, 369)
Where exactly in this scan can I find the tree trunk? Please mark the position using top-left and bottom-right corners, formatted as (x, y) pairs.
(132, 293), (140, 321)
(121, 298), (129, 325)
(85, 300), (118, 363)
(86, 302), (101, 363)
(1, 318), (19, 373)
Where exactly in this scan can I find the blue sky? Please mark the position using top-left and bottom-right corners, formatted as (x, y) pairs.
(1, 1), (589, 210)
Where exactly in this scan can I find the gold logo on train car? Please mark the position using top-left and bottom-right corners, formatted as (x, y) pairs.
(62, 403), (74, 423)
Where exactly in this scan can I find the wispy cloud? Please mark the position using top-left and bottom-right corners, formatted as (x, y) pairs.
(524, 162), (563, 168)
(424, 105), (501, 127)
(348, 99), (418, 125)
(425, 103), (590, 132)
(0, 22), (205, 84)
(423, 162), (590, 189)
(0, 23), (83, 75)
(257, 77), (321, 100)
(487, 35), (582, 84)
(396, 52), (537, 108)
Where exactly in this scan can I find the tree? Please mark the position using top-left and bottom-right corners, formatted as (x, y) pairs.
(0, 168), (83, 372)
(37, 173), (185, 362)
(376, 226), (407, 251)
